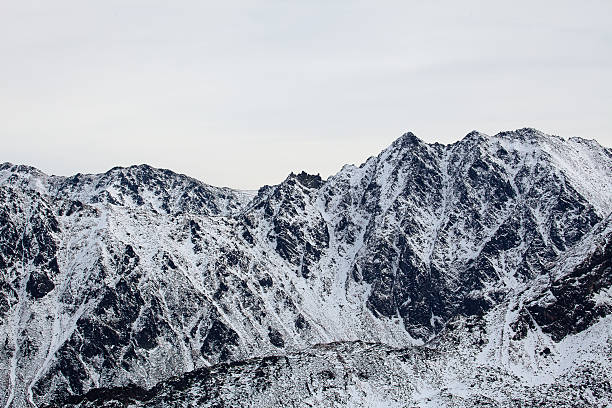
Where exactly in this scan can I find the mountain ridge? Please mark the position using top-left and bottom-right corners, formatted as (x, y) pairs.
(1, 128), (611, 407)
(3, 127), (609, 193)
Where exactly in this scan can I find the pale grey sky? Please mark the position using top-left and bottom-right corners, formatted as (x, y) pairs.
(2, 1), (611, 189)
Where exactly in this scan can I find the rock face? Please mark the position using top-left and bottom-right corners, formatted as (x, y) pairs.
(1, 129), (611, 407)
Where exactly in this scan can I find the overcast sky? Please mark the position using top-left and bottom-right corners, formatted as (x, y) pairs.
(2, 1), (611, 189)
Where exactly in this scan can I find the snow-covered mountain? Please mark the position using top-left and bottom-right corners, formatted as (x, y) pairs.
(1, 128), (611, 407)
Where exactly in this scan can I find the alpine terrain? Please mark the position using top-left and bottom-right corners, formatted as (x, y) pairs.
(1, 128), (611, 407)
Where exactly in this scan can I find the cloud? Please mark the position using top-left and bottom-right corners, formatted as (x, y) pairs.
(1, 0), (611, 188)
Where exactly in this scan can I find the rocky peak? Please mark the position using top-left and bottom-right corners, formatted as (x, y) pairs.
(1, 129), (611, 407)
(288, 171), (324, 190)
(461, 130), (488, 143)
(393, 131), (422, 147)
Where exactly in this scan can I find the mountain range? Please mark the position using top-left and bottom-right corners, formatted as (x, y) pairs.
(1, 128), (611, 407)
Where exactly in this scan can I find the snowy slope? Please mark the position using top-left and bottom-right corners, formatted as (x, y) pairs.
(60, 315), (612, 408)
(1, 129), (611, 407)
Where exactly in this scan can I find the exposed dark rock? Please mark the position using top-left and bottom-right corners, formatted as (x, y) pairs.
(26, 271), (55, 299)
(200, 318), (240, 361)
(268, 326), (285, 348)
(523, 230), (612, 341)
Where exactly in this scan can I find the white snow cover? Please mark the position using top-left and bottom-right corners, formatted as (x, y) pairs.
(0, 128), (611, 407)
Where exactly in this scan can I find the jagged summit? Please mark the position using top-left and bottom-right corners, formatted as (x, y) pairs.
(497, 126), (544, 137)
(1, 129), (611, 407)
(285, 171), (324, 189)
(462, 129), (487, 140)
(392, 131), (422, 146)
